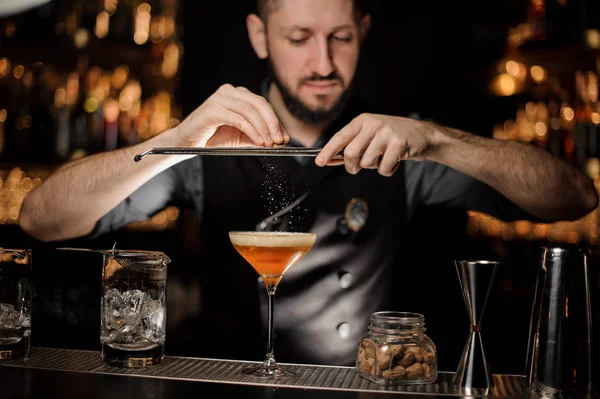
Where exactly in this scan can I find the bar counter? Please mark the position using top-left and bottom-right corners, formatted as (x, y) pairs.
(0, 347), (589, 398)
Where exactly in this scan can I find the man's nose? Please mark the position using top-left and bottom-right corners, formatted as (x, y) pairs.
(310, 36), (335, 77)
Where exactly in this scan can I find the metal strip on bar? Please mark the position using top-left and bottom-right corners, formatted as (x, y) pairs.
(0, 347), (548, 397)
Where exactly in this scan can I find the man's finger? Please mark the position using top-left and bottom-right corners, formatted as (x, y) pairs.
(282, 125), (291, 143)
(325, 159), (345, 166)
(213, 105), (264, 146)
(342, 123), (378, 174)
(378, 140), (404, 177)
(359, 133), (387, 169)
(315, 117), (363, 166)
(218, 96), (273, 146)
(231, 87), (284, 145)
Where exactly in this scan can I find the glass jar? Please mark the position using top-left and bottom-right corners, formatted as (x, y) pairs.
(355, 311), (437, 385)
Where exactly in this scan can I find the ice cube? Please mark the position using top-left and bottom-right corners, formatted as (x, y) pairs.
(0, 303), (15, 314)
(118, 322), (142, 343)
(102, 289), (165, 344)
(123, 289), (145, 314)
(0, 303), (25, 329)
(104, 288), (122, 309)
(141, 297), (159, 315)
(149, 308), (164, 329)
(123, 312), (142, 329)
(141, 299), (165, 342)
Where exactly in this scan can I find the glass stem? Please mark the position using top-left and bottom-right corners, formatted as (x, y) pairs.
(265, 285), (276, 366)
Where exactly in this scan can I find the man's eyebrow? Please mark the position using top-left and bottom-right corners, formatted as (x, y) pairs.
(280, 26), (312, 34)
(330, 24), (354, 32)
(280, 24), (355, 34)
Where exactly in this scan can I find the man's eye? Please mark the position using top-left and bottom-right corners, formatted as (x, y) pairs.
(333, 36), (352, 42)
(289, 38), (308, 45)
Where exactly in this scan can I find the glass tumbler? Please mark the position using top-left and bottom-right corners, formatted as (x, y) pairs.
(0, 248), (32, 361)
(100, 250), (170, 367)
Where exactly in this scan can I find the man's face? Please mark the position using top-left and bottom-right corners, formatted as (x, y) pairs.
(264, 0), (365, 125)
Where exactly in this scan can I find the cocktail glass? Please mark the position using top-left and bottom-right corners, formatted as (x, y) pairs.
(229, 231), (316, 378)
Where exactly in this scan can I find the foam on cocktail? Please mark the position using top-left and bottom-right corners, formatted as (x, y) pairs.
(229, 231), (316, 248)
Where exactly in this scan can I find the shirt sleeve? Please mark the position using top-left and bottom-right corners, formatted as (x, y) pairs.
(403, 159), (542, 222)
(87, 157), (201, 238)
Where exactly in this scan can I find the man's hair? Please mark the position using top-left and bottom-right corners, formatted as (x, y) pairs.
(256, 0), (364, 23)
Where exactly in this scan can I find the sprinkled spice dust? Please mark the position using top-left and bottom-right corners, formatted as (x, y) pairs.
(258, 157), (309, 231)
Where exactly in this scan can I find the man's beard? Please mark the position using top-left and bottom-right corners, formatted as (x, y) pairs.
(267, 59), (352, 126)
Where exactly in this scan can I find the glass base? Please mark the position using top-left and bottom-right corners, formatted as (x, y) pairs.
(0, 335), (30, 361)
(242, 363), (295, 378)
(101, 342), (164, 368)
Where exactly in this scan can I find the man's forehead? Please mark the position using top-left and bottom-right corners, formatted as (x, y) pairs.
(268, 0), (357, 27)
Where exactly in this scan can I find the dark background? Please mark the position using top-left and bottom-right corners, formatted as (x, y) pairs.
(0, 0), (598, 376)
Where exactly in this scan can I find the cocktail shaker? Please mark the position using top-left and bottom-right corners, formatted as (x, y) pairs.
(525, 246), (596, 395)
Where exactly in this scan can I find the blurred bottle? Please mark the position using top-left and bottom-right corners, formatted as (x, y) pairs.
(528, 0), (547, 42)
(546, 0), (579, 45)
(103, 93), (119, 152)
(117, 78), (143, 147)
(89, 110), (105, 154)
(69, 57), (91, 157)
(54, 85), (71, 161)
(573, 70), (591, 169)
(118, 110), (138, 147)
(27, 62), (56, 164)
(103, 0), (135, 44)
(546, 98), (569, 159)
(0, 107), (5, 158)
(521, 0), (586, 47)
(2, 67), (25, 162)
(80, 0), (103, 32)
(580, 0), (600, 46)
(583, 71), (600, 179)
(62, 0), (83, 38)
(13, 67), (33, 162)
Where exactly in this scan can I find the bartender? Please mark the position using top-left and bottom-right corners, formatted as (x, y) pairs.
(18, 0), (597, 366)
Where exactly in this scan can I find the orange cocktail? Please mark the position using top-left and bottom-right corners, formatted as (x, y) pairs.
(230, 232), (315, 288)
(229, 231), (316, 378)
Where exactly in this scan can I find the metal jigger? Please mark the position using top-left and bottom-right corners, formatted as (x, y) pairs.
(453, 260), (501, 389)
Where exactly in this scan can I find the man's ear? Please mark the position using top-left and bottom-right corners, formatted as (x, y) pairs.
(359, 14), (371, 43)
(247, 13), (269, 60)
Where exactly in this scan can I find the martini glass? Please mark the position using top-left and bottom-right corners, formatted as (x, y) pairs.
(229, 231), (317, 378)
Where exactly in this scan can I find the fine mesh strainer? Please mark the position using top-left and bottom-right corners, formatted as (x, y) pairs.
(0, 248), (30, 262)
(57, 243), (170, 272)
(104, 251), (169, 273)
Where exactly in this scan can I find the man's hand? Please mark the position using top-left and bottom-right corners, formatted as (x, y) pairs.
(317, 111), (599, 222)
(315, 113), (438, 176)
(173, 84), (290, 148)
